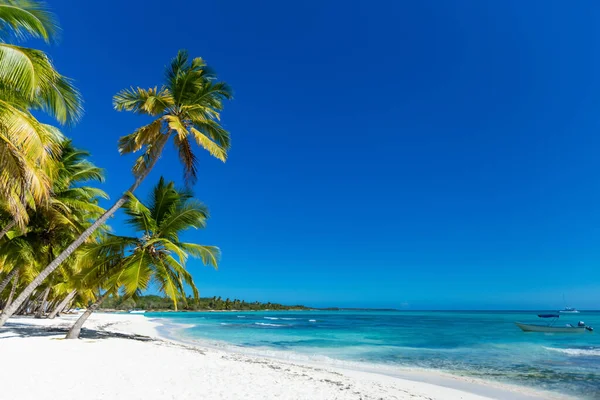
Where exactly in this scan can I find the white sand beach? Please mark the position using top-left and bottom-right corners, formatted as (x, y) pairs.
(0, 313), (564, 400)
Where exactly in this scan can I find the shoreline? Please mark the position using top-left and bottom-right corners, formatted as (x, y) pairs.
(152, 315), (566, 400)
(0, 312), (570, 400)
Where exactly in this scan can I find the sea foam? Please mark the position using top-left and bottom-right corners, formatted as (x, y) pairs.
(255, 322), (286, 327)
(544, 347), (600, 357)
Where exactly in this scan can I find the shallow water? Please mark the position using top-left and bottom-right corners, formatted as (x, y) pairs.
(148, 310), (600, 398)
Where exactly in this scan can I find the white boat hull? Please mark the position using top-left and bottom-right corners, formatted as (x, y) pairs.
(559, 310), (580, 313)
(515, 322), (587, 333)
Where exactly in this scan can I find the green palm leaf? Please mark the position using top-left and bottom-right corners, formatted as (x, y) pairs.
(0, 44), (82, 124)
(0, 1), (58, 43)
(123, 192), (156, 234)
(113, 86), (173, 116)
(158, 199), (208, 240)
(179, 243), (220, 269)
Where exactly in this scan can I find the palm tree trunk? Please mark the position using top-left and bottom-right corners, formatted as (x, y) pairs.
(65, 291), (110, 339)
(0, 219), (16, 241)
(0, 268), (18, 296)
(4, 271), (19, 309)
(64, 302), (73, 313)
(14, 293), (31, 315)
(48, 289), (76, 319)
(46, 300), (56, 312)
(25, 290), (44, 315)
(0, 135), (170, 328)
(34, 284), (51, 318)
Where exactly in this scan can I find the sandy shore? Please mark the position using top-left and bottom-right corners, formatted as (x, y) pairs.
(0, 313), (564, 400)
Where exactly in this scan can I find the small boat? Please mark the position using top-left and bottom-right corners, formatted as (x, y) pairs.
(515, 314), (593, 333)
(128, 310), (146, 314)
(559, 306), (580, 314)
(559, 295), (580, 313)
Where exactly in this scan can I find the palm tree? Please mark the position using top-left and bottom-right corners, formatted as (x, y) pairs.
(66, 177), (219, 339)
(0, 50), (232, 327)
(0, 142), (106, 315)
(0, 0), (82, 232)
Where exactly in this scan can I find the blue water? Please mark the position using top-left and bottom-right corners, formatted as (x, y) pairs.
(148, 310), (600, 398)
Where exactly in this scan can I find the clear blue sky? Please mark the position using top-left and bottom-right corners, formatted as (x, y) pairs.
(45, 0), (600, 309)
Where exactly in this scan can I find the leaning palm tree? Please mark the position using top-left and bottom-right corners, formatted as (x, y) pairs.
(0, 50), (231, 327)
(0, 142), (106, 315)
(66, 177), (219, 339)
(0, 0), (83, 232)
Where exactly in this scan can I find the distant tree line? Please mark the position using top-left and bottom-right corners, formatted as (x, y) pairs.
(99, 295), (310, 311)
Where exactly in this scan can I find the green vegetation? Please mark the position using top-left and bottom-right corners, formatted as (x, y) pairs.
(0, 1), (233, 337)
(64, 179), (219, 338)
(99, 295), (309, 312)
(0, 0), (82, 231)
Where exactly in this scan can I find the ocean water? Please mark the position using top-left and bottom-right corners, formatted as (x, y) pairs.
(148, 310), (600, 398)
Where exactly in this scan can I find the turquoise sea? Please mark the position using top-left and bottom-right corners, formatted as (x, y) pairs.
(148, 310), (600, 399)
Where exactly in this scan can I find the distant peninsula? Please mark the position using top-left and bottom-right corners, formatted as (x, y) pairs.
(98, 295), (399, 312)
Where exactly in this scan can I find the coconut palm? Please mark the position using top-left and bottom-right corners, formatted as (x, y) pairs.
(0, 0), (83, 232)
(0, 50), (231, 327)
(0, 142), (106, 315)
(66, 177), (219, 339)
(114, 49), (232, 182)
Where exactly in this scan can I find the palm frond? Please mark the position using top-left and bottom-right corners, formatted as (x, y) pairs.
(37, 74), (83, 125)
(191, 118), (231, 150)
(173, 132), (198, 184)
(189, 80), (233, 111)
(165, 254), (200, 299)
(0, 44), (81, 124)
(123, 192), (157, 234)
(117, 251), (153, 298)
(59, 186), (108, 200)
(130, 133), (168, 177)
(152, 256), (184, 310)
(189, 127), (227, 162)
(118, 118), (163, 155)
(0, 1), (59, 43)
(157, 199), (208, 240)
(154, 237), (187, 262)
(179, 243), (220, 269)
(113, 86), (173, 116)
(148, 177), (180, 224)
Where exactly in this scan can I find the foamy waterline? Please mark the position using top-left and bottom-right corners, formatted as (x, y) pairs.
(544, 347), (600, 357)
(254, 322), (287, 327)
(149, 316), (564, 400)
